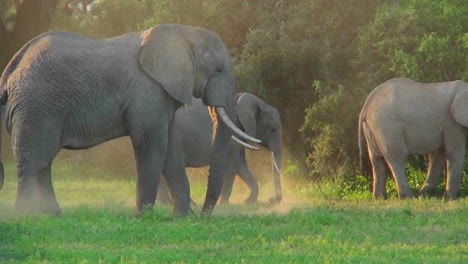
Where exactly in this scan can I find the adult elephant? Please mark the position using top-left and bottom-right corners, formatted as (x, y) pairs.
(359, 78), (466, 200)
(158, 93), (282, 205)
(0, 24), (259, 216)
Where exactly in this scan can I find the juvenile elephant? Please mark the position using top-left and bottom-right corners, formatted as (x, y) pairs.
(0, 24), (259, 216)
(359, 78), (467, 200)
(158, 93), (282, 205)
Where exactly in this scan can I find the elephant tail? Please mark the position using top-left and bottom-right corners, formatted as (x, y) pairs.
(358, 110), (369, 177)
(0, 98), (4, 191)
(0, 54), (10, 192)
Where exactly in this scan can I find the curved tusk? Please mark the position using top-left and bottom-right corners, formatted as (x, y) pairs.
(215, 107), (261, 143)
(231, 136), (259, 150)
(271, 152), (281, 174)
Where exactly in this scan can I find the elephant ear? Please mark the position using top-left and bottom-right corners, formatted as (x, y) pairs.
(237, 93), (258, 137)
(451, 89), (468, 127)
(138, 26), (194, 105)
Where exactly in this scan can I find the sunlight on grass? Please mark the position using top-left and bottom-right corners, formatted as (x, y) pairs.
(1, 162), (467, 263)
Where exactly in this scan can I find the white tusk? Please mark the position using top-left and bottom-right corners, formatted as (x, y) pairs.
(231, 136), (259, 150)
(215, 107), (261, 143)
(271, 152), (281, 174)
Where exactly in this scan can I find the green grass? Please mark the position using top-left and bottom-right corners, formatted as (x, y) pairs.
(0, 163), (467, 263)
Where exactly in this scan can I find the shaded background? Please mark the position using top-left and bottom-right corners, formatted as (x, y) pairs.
(2, 0), (468, 194)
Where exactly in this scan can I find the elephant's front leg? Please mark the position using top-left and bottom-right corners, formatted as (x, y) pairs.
(162, 125), (192, 216)
(445, 149), (464, 200)
(236, 151), (259, 204)
(131, 125), (169, 213)
(443, 127), (465, 200)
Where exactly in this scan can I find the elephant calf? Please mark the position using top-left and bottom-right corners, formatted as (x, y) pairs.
(158, 93), (282, 205)
(359, 78), (467, 200)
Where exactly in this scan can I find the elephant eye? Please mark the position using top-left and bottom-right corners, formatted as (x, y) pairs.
(271, 128), (276, 133)
(214, 67), (222, 75)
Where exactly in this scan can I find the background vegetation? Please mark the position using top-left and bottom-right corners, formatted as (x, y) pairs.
(1, 2), (468, 262)
(2, 0), (468, 193)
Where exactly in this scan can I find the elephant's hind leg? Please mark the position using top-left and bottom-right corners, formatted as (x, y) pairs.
(13, 127), (61, 214)
(418, 149), (445, 197)
(156, 179), (172, 205)
(385, 151), (412, 199)
(369, 155), (388, 199)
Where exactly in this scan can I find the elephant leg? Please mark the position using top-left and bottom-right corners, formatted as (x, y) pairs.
(443, 127), (465, 200)
(14, 125), (61, 215)
(236, 152), (259, 204)
(369, 154), (388, 199)
(385, 149), (412, 199)
(387, 161), (413, 199)
(162, 157), (192, 216)
(37, 162), (61, 214)
(219, 146), (242, 204)
(219, 165), (237, 204)
(16, 162), (60, 215)
(418, 149), (445, 197)
(130, 126), (168, 213)
(156, 177), (172, 205)
(444, 150), (464, 200)
(445, 155), (463, 200)
(161, 124), (192, 216)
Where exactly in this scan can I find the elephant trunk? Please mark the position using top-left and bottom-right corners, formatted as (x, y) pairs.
(201, 106), (234, 216)
(270, 148), (282, 204)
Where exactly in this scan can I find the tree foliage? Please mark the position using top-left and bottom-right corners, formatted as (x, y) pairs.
(3, 0), (468, 184)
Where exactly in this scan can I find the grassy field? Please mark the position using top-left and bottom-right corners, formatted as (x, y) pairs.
(0, 162), (467, 263)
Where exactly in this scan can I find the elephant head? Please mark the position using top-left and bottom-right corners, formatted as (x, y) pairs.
(237, 93), (283, 203)
(137, 24), (258, 215)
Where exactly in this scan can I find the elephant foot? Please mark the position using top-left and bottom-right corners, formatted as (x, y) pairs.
(444, 192), (458, 201)
(172, 207), (194, 217)
(171, 199), (194, 217)
(397, 185), (414, 199)
(244, 196), (257, 205)
(372, 191), (389, 200)
(16, 189), (62, 216)
(16, 200), (62, 216)
(219, 199), (230, 205)
(398, 192), (414, 199)
(135, 203), (155, 217)
(416, 185), (437, 198)
(268, 195), (282, 205)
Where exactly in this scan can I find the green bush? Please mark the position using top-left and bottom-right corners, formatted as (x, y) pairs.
(301, 0), (468, 183)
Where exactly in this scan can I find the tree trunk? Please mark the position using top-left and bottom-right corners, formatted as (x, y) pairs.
(12, 0), (58, 47)
(0, 0), (58, 71)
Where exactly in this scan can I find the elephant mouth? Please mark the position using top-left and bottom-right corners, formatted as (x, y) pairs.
(215, 107), (261, 148)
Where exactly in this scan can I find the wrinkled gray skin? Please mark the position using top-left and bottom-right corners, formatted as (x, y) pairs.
(158, 93), (282, 204)
(359, 78), (468, 200)
(0, 24), (241, 216)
